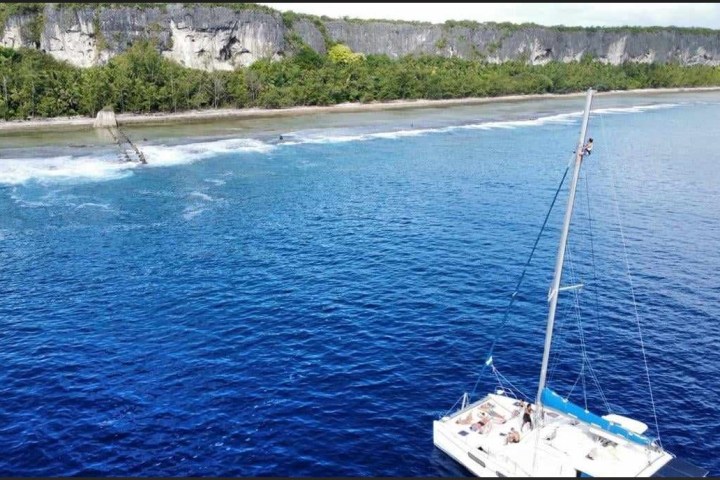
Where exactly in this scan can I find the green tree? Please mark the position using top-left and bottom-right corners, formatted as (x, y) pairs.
(328, 44), (364, 64)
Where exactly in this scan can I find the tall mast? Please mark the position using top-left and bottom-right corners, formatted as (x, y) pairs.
(535, 88), (595, 411)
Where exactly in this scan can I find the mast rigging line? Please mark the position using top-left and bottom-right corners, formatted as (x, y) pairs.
(583, 170), (603, 340)
(565, 238), (612, 413)
(469, 156), (573, 400)
(599, 112), (664, 448)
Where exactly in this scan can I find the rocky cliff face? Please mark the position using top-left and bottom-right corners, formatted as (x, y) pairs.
(319, 21), (720, 66)
(2, 4), (720, 70)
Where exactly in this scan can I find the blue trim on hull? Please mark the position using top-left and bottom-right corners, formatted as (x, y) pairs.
(540, 388), (654, 446)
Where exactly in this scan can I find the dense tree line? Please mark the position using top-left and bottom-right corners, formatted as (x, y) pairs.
(1, 41), (719, 120)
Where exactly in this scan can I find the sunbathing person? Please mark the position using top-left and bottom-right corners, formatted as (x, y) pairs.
(505, 427), (521, 444)
(456, 412), (473, 425)
(470, 413), (492, 433)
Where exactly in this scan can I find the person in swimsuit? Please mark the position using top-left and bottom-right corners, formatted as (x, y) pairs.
(470, 412), (491, 433)
(581, 138), (593, 157)
(522, 402), (533, 432)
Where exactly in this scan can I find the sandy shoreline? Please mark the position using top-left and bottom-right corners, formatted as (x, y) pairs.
(1, 86), (719, 134)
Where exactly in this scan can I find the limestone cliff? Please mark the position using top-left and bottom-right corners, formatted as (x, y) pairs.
(2, 3), (719, 70)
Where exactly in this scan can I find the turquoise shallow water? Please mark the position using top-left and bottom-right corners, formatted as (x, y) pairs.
(1, 92), (719, 476)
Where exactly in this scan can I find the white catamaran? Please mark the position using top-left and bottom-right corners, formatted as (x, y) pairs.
(432, 89), (708, 478)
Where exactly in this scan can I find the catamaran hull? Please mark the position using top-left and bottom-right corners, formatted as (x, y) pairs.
(433, 420), (504, 477)
(432, 392), (691, 477)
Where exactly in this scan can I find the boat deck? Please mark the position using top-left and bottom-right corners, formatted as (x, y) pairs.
(437, 393), (674, 477)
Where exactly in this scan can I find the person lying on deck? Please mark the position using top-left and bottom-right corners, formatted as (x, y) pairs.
(470, 413), (492, 433)
(456, 412), (473, 425)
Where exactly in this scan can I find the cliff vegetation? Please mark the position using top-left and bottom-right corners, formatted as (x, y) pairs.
(1, 40), (719, 120)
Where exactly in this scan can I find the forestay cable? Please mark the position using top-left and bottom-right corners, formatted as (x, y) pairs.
(469, 157), (573, 399)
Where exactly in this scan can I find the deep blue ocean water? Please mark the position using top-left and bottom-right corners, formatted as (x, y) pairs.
(1, 93), (719, 476)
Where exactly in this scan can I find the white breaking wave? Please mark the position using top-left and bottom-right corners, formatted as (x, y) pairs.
(182, 206), (207, 220)
(204, 178), (226, 186)
(189, 191), (213, 202)
(75, 202), (113, 210)
(592, 103), (680, 115)
(0, 102), (681, 185)
(277, 103), (681, 145)
(457, 111), (581, 130)
(0, 138), (271, 186)
(0, 153), (135, 185)
(140, 137), (273, 166)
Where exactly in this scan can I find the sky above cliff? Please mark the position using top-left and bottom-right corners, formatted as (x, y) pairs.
(260, 3), (720, 29)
